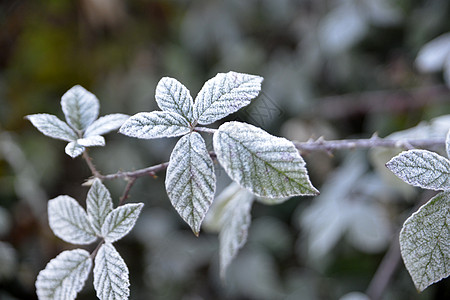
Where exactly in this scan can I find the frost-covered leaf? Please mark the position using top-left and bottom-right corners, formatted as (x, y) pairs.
(193, 71), (263, 125)
(214, 122), (319, 198)
(165, 132), (216, 235)
(48, 196), (97, 245)
(119, 111), (190, 139)
(65, 141), (85, 158)
(87, 179), (113, 235)
(84, 114), (129, 137)
(416, 33), (450, 73)
(219, 185), (254, 278)
(400, 191), (450, 291)
(77, 135), (105, 147)
(155, 77), (194, 122)
(101, 203), (144, 243)
(256, 196), (290, 205)
(26, 114), (77, 142)
(94, 243), (130, 300)
(61, 85), (99, 131)
(386, 149), (450, 191)
(36, 249), (92, 300)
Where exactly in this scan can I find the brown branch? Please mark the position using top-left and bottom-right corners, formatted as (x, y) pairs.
(98, 136), (445, 180)
(82, 151), (101, 177)
(118, 177), (137, 206)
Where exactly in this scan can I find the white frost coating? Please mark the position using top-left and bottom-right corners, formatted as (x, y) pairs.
(155, 77), (194, 122)
(77, 135), (105, 147)
(400, 191), (450, 291)
(61, 85), (99, 131)
(101, 203), (144, 243)
(48, 196), (97, 245)
(386, 149), (450, 191)
(65, 142), (85, 158)
(219, 186), (254, 278)
(119, 111), (191, 139)
(36, 249), (92, 300)
(84, 113), (130, 137)
(416, 33), (450, 72)
(165, 132), (216, 235)
(213, 122), (319, 198)
(26, 114), (77, 142)
(94, 243), (130, 300)
(87, 178), (113, 235)
(193, 71), (263, 125)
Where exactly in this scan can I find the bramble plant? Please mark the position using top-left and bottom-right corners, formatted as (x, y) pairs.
(27, 71), (449, 299)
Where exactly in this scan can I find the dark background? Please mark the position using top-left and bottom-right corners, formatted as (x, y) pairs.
(0, 0), (449, 299)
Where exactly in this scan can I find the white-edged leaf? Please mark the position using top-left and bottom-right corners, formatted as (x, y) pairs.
(256, 195), (291, 205)
(386, 149), (450, 191)
(94, 243), (130, 300)
(101, 203), (144, 243)
(65, 141), (85, 158)
(77, 135), (105, 147)
(165, 132), (216, 235)
(213, 121), (319, 198)
(155, 77), (194, 122)
(61, 85), (99, 131)
(219, 185), (254, 278)
(84, 113), (130, 137)
(26, 114), (77, 142)
(400, 191), (450, 291)
(416, 33), (450, 72)
(87, 178), (113, 235)
(119, 111), (190, 139)
(48, 196), (97, 245)
(36, 249), (92, 300)
(193, 71), (263, 125)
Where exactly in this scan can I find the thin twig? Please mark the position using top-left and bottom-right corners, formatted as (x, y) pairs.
(194, 127), (217, 134)
(90, 240), (105, 260)
(118, 177), (137, 206)
(365, 191), (435, 300)
(82, 151), (101, 177)
(98, 137), (445, 180)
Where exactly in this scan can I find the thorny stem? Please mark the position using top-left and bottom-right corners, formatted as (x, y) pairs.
(82, 151), (101, 177)
(119, 177), (137, 206)
(98, 136), (445, 180)
(365, 191), (435, 300)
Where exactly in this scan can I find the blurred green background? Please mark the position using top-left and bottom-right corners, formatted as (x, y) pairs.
(1, 0), (450, 299)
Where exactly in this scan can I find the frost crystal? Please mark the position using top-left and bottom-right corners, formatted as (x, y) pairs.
(386, 149), (450, 191)
(87, 178), (113, 236)
(36, 249), (92, 300)
(213, 121), (319, 198)
(94, 243), (130, 300)
(48, 196), (97, 245)
(155, 77), (194, 122)
(400, 191), (450, 291)
(165, 132), (216, 235)
(101, 203), (144, 243)
(193, 71), (263, 125)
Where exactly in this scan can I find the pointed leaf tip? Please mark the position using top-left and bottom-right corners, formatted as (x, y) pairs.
(213, 121), (319, 198)
(165, 132), (216, 235)
(61, 85), (100, 131)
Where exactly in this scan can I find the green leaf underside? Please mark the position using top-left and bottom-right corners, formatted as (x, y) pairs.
(61, 85), (99, 131)
(94, 243), (130, 300)
(65, 142), (85, 158)
(101, 203), (144, 243)
(165, 132), (216, 235)
(213, 122), (319, 198)
(84, 114), (129, 137)
(193, 71), (264, 125)
(26, 114), (77, 142)
(219, 185), (254, 278)
(36, 249), (92, 300)
(119, 111), (190, 139)
(155, 77), (194, 122)
(87, 179), (113, 236)
(400, 191), (450, 291)
(386, 149), (450, 191)
(48, 196), (97, 245)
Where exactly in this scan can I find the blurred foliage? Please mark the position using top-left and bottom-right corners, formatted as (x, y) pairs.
(1, 0), (450, 299)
